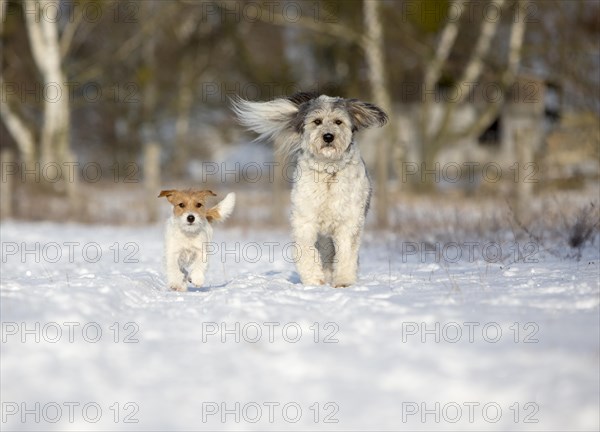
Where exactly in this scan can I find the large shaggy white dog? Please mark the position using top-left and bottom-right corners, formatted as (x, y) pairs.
(234, 92), (387, 287)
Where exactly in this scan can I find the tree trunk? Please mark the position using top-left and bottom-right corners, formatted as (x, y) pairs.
(363, 0), (393, 228)
(0, 149), (15, 219)
(171, 56), (194, 179)
(24, 0), (71, 169)
(141, 1), (161, 222)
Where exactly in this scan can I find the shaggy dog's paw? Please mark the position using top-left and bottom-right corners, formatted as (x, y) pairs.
(301, 277), (326, 286)
(169, 284), (187, 292)
(333, 276), (355, 288)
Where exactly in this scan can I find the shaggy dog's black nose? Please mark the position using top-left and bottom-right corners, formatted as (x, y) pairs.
(323, 133), (334, 143)
(187, 215), (195, 223)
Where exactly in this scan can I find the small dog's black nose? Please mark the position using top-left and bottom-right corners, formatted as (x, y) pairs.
(187, 215), (195, 223)
(323, 133), (334, 143)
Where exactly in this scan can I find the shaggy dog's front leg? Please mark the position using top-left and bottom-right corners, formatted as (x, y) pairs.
(332, 226), (362, 288)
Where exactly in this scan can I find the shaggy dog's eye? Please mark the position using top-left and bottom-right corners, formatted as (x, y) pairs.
(313, 119), (322, 125)
(335, 120), (343, 125)
(196, 203), (202, 208)
(178, 203), (185, 208)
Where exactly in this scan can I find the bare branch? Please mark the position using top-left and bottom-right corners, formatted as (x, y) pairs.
(420, 0), (466, 159)
(423, 0), (466, 92)
(59, 1), (91, 58)
(431, 0), (506, 145)
(0, 0), (7, 32)
(460, 0), (506, 87)
(0, 75), (36, 164)
(24, 1), (51, 75)
(448, 0), (529, 142)
(212, 0), (366, 48)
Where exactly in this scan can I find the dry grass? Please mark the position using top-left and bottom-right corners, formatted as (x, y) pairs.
(3, 180), (599, 261)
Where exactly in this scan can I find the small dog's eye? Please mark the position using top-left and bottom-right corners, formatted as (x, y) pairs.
(178, 203), (185, 208)
(313, 119), (322, 125)
(335, 120), (342, 125)
(196, 203), (202, 208)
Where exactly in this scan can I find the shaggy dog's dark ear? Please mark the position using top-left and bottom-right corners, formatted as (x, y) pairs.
(287, 92), (321, 134)
(288, 91), (320, 106)
(289, 101), (313, 134)
(345, 99), (388, 131)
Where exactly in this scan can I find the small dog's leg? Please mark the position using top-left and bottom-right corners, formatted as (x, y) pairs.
(188, 265), (207, 287)
(332, 228), (362, 288)
(293, 227), (326, 285)
(166, 252), (187, 291)
(187, 248), (208, 287)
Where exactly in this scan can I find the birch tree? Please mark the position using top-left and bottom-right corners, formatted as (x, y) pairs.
(0, 0), (36, 167)
(419, 0), (529, 188)
(364, 0), (394, 227)
(1, 0), (82, 198)
(23, 0), (71, 168)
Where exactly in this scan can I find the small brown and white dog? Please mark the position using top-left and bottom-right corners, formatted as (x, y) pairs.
(158, 189), (235, 291)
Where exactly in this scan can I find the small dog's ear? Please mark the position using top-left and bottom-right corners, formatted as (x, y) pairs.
(198, 190), (216, 198)
(207, 192), (235, 223)
(158, 190), (175, 198)
(345, 99), (388, 131)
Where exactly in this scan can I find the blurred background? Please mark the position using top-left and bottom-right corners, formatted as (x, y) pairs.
(1, 0), (599, 242)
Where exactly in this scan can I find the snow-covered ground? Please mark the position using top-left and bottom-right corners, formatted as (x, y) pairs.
(1, 220), (599, 431)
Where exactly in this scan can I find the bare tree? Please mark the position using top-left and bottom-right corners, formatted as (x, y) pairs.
(0, 0), (36, 167)
(363, 0), (394, 227)
(1, 0), (86, 203)
(418, 0), (529, 188)
(23, 0), (71, 168)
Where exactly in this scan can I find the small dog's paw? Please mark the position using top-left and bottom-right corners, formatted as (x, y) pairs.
(333, 282), (351, 288)
(169, 284), (187, 292)
(188, 271), (205, 287)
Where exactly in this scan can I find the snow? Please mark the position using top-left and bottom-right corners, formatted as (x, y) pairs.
(1, 220), (599, 431)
